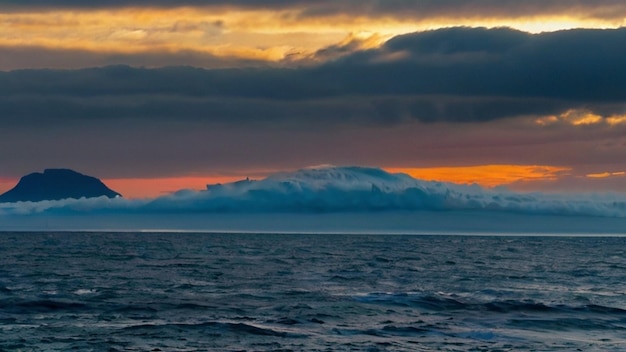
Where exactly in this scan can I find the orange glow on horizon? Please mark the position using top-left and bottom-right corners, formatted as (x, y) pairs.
(103, 176), (245, 199)
(0, 178), (15, 196)
(0, 165), (607, 199)
(386, 165), (571, 188)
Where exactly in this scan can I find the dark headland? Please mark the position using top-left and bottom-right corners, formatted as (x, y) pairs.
(0, 169), (121, 203)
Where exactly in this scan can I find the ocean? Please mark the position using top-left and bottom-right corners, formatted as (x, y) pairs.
(0, 232), (625, 351)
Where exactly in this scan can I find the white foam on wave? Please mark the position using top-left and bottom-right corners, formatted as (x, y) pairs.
(73, 289), (97, 295)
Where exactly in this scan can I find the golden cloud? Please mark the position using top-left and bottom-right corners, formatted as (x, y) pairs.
(0, 7), (622, 66)
(586, 171), (626, 178)
(535, 110), (626, 127)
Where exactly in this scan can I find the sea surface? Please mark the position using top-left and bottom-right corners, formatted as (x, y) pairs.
(0, 232), (625, 351)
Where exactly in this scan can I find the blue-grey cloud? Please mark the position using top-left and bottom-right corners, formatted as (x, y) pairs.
(0, 46), (267, 71)
(321, 27), (626, 103)
(2, 166), (626, 219)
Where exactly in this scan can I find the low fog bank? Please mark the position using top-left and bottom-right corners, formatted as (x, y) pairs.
(2, 166), (626, 218)
(1, 166), (626, 234)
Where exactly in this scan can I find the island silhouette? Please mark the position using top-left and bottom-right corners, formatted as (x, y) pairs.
(0, 169), (121, 203)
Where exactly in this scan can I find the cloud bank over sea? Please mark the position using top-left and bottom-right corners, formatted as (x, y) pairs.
(1, 166), (626, 218)
(3, 166), (626, 234)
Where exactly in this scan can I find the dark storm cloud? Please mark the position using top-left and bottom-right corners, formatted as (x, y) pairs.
(3, 0), (626, 20)
(299, 0), (626, 21)
(2, 27), (626, 125)
(322, 27), (626, 102)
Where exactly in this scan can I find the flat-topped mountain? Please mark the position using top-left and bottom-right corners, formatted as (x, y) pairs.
(0, 169), (121, 203)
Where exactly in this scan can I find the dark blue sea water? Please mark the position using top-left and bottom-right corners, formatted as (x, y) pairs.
(0, 232), (625, 351)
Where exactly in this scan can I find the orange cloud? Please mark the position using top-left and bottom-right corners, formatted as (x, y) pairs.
(535, 110), (626, 127)
(606, 115), (626, 126)
(586, 171), (626, 179)
(387, 164), (571, 188)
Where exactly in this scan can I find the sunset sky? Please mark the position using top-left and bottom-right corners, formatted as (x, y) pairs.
(2, 0), (626, 198)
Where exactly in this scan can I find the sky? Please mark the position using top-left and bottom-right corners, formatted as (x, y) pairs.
(2, 0), (626, 198)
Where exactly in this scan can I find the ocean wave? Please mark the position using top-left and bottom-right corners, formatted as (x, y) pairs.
(122, 321), (308, 338)
(2, 233), (626, 351)
(355, 292), (626, 316)
(2, 299), (87, 313)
